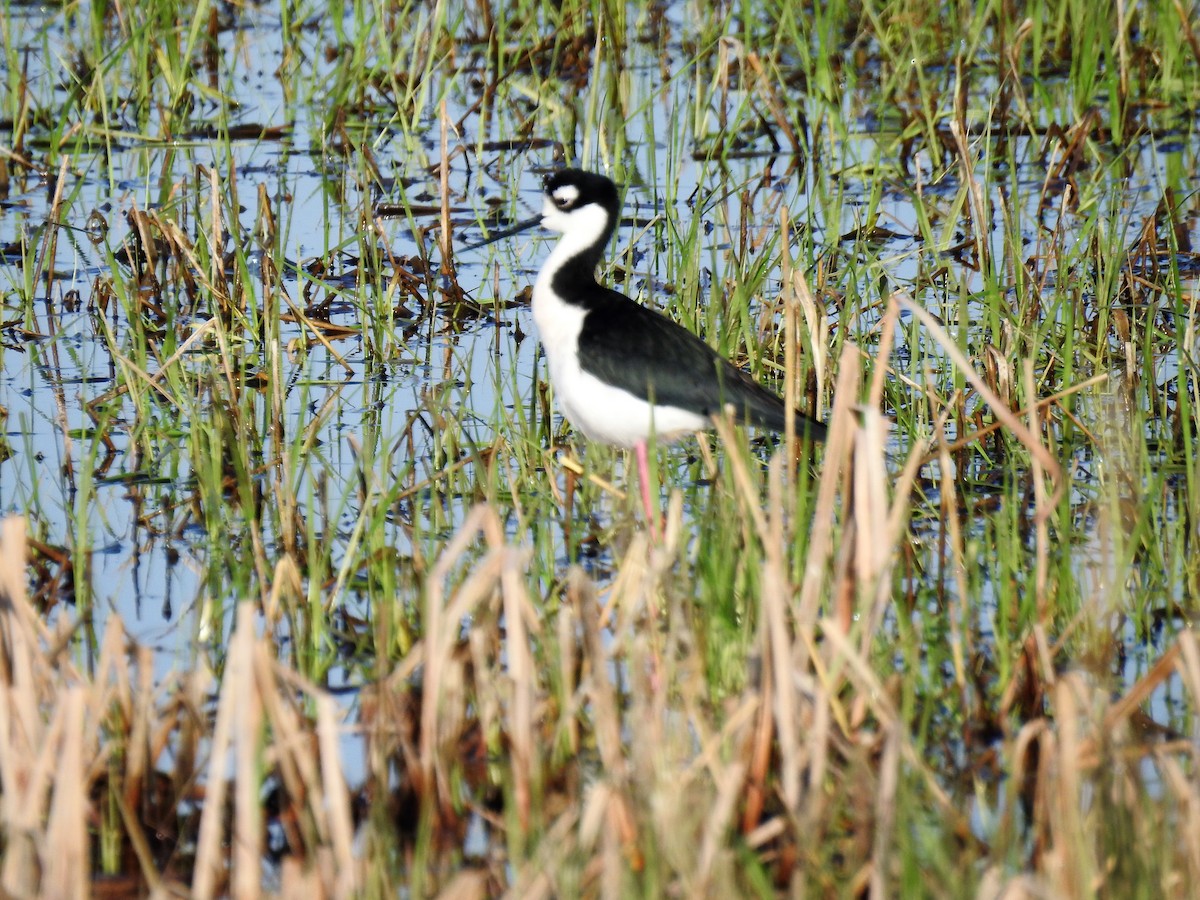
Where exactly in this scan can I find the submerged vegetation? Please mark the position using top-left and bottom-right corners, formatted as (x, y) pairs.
(2, 0), (1200, 894)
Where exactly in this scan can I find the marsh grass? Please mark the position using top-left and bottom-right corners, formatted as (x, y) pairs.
(2, 0), (1200, 895)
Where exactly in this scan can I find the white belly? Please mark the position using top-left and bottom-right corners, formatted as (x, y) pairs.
(532, 280), (706, 447)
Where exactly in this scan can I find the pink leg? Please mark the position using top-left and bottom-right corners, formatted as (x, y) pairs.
(635, 439), (660, 541)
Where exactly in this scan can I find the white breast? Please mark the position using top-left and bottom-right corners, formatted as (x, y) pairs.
(532, 272), (707, 448)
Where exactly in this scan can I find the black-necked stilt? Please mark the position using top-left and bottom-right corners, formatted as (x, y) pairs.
(471, 168), (827, 531)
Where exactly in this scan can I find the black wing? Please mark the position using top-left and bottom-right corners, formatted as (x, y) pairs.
(576, 289), (826, 440)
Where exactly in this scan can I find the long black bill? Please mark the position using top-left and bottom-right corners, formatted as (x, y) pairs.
(462, 215), (542, 251)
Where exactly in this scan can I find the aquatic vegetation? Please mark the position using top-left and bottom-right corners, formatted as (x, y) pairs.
(1, 0), (1199, 894)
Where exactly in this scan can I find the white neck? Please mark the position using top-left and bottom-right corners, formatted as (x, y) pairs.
(535, 202), (611, 292)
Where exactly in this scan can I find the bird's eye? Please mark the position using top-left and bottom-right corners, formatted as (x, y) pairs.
(549, 185), (579, 210)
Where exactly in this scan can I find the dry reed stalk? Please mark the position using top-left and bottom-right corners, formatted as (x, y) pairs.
(694, 759), (747, 894)
(936, 426), (971, 689)
(256, 650), (320, 853)
(81, 618), (130, 788)
(851, 404), (890, 595)
(762, 454), (801, 812)
(1173, 0), (1200, 65)
(684, 694), (758, 787)
(868, 723), (901, 900)
(781, 206), (798, 466)
(316, 693), (358, 895)
(0, 518), (67, 685)
(864, 297), (899, 410)
(274, 657), (362, 868)
(797, 344), (861, 639)
(1176, 630), (1200, 714)
(500, 546), (538, 831)
(233, 627), (264, 899)
(597, 528), (651, 628)
(0, 516), (46, 895)
(42, 688), (87, 900)
(1048, 673), (1093, 897)
(1156, 751), (1200, 891)
(437, 868), (491, 900)
(1102, 639), (1182, 735)
(209, 166), (226, 293)
(182, 620), (360, 898)
(279, 284), (356, 374)
(124, 643), (154, 823)
(711, 415), (770, 538)
(32, 156), (70, 315)
(818, 621), (966, 835)
(265, 280), (296, 565)
(741, 636), (773, 834)
(600, 793), (623, 900)
(780, 213), (829, 426)
(439, 99), (455, 278)
(951, 59), (990, 274)
(555, 601), (579, 756)
(897, 294), (1064, 515)
(625, 566), (670, 789)
(571, 568), (625, 782)
(1023, 359), (1052, 617)
(570, 567), (639, 877)
(144, 212), (203, 295)
(858, 302), (934, 651)
(0, 517), (129, 897)
(175, 661), (211, 809)
(503, 822), (562, 900)
(415, 500), (532, 861)
(1153, 637), (1200, 887)
(742, 49), (801, 155)
(192, 602), (247, 898)
(419, 505), (499, 801)
(279, 857), (322, 897)
(857, 408), (921, 656)
(797, 677), (832, 838)
(87, 315), (221, 411)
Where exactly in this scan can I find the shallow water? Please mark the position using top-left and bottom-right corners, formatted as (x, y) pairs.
(3, 4), (1197, 708)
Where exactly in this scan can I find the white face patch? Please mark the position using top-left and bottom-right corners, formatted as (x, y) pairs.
(550, 184), (579, 208)
(539, 200), (609, 245)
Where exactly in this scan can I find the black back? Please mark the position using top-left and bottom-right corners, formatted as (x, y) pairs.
(543, 168), (826, 441)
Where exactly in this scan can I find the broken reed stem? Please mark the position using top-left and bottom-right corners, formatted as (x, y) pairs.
(192, 603), (253, 900)
(695, 759), (747, 889)
(571, 568), (626, 782)
(419, 505), (506, 813)
(0, 516), (51, 895)
(853, 405), (899, 653)
(502, 546), (537, 831)
(762, 455), (800, 813)
(796, 343), (862, 642)
(781, 205), (797, 476)
(711, 414), (770, 547)
(209, 166), (226, 300)
(851, 405), (890, 593)
(32, 156), (70, 322)
(439, 98), (454, 277)
(897, 294), (1065, 518)
(936, 428), (970, 690)
(1024, 358), (1051, 619)
(316, 693), (358, 895)
(868, 723), (901, 900)
(866, 296), (900, 410)
(919, 372), (1108, 463)
(232, 612), (264, 899)
(951, 57), (990, 275)
(44, 688), (87, 900)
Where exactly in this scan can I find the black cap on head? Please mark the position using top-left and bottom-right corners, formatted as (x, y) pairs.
(543, 169), (620, 214)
